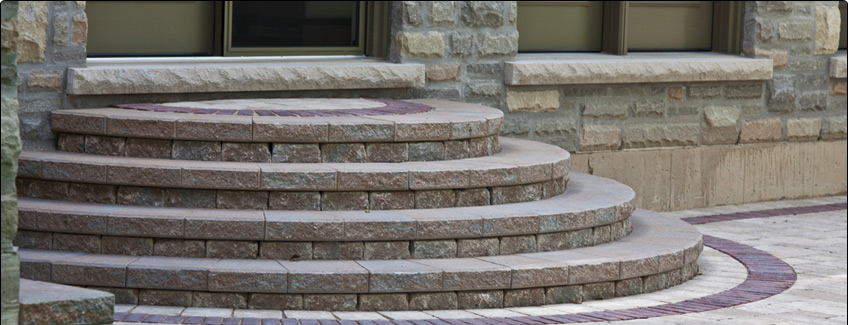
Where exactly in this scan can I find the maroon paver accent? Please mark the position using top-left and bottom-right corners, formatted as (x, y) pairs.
(115, 202), (845, 323)
(113, 99), (434, 117)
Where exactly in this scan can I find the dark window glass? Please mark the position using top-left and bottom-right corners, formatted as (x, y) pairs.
(230, 1), (359, 48)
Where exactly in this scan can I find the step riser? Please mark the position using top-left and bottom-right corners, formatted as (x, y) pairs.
(78, 262), (698, 310)
(16, 177), (567, 210)
(57, 133), (501, 163)
(15, 218), (632, 260)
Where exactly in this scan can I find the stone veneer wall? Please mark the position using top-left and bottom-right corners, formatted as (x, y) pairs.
(9, 1), (848, 210)
(2, 1), (21, 324)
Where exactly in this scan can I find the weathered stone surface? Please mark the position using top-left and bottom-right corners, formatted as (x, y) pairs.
(740, 118), (783, 143)
(799, 91), (826, 111)
(409, 142), (444, 161)
(192, 292), (247, 309)
(545, 285), (582, 304)
(125, 138), (171, 159)
(403, 1), (423, 26)
(583, 101), (628, 118)
(271, 143), (320, 163)
(830, 80), (847, 95)
(506, 90), (559, 112)
(821, 115), (847, 140)
(164, 189), (216, 209)
(68, 63), (425, 94)
(457, 238), (498, 257)
(57, 133), (84, 153)
(579, 125), (620, 151)
(668, 87), (683, 102)
(786, 118), (821, 141)
(457, 290), (503, 309)
(753, 48), (787, 69)
(154, 239), (205, 258)
(703, 106), (740, 145)
(411, 240), (457, 258)
(260, 242), (312, 260)
(779, 21), (814, 41)
(363, 241), (410, 260)
(506, 58), (773, 85)
(359, 293), (409, 311)
(449, 32), (474, 57)
(814, 6), (840, 54)
(67, 183), (115, 204)
(321, 192), (368, 211)
(15, 2), (47, 62)
(455, 188), (490, 207)
(461, 2), (503, 27)
(397, 32), (444, 58)
(85, 135), (125, 156)
(269, 191), (320, 210)
(321, 143), (366, 163)
(173, 141), (220, 161)
(216, 190), (267, 210)
(221, 143), (270, 162)
(369, 191), (414, 210)
(116, 186), (164, 207)
(102, 236), (153, 256)
(831, 57), (847, 78)
(409, 292), (457, 310)
(726, 83), (763, 98)
(687, 86), (721, 99)
(478, 32), (518, 57)
(504, 288), (544, 307)
(18, 279), (113, 325)
(27, 70), (63, 90)
(312, 242), (363, 260)
(138, 289), (192, 306)
(499, 235), (536, 254)
(426, 64), (460, 81)
(248, 294), (303, 310)
(366, 143), (408, 163)
(622, 124), (699, 148)
(467, 81), (501, 97)
(303, 294), (356, 311)
(583, 282), (615, 301)
(430, 2), (456, 25)
(491, 184), (542, 204)
(53, 12), (69, 46)
(72, 14), (87, 45)
(206, 240), (258, 259)
(415, 190), (456, 208)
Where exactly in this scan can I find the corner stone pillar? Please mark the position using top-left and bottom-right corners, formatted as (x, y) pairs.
(1, 1), (22, 324)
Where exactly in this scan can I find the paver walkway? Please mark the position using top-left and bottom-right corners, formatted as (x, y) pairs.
(113, 196), (847, 324)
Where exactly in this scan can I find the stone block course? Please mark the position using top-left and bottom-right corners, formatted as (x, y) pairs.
(740, 118), (783, 143)
(786, 118), (821, 141)
(703, 106), (740, 145)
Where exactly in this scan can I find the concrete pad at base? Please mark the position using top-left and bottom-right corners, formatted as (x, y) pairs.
(19, 278), (114, 324)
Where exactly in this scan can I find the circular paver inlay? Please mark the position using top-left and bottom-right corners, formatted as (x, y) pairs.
(113, 98), (434, 117)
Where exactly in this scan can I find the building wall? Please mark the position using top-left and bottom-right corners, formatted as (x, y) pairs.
(2, 1), (22, 323)
(10, 1), (848, 211)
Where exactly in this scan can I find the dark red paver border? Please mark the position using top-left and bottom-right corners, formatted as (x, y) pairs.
(114, 202), (846, 324)
(112, 99), (434, 117)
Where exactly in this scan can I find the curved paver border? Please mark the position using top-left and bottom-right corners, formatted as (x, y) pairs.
(113, 99), (435, 117)
(110, 202), (847, 324)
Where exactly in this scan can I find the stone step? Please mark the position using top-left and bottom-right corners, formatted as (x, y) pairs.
(51, 99), (503, 144)
(18, 210), (702, 310)
(19, 279), (114, 324)
(17, 137), (569, 209)
(15, 172), (635, 260)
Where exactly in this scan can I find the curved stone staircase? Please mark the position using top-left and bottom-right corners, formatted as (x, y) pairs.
(15, 99), (702, 311)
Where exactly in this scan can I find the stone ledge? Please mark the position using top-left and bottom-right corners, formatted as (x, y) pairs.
(19, 279), (114, 325)
(831, 54), (847, 78)
(505, 53), (773, 85)
(67, 61), (426, 95)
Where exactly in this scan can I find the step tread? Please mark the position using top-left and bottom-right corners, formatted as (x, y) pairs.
(19, 138), (568, 191)
(51, 99), (504, 143)
(19, 210), (701, 294)
(18, 172), (633, 241)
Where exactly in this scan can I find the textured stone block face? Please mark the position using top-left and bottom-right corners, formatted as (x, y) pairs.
(504, 288), (544, 307)
(359, 293), (409, 311)
(815, 5), (840, 54)
(27, 70), (64, 89)
(426, 64), (461, 81)
(457, 238), (498, 257)
(303, 294), (357, 311)
(821, 116), (847, 140)
(397, 32), (445, 57)
(412, 240), (457, 258)
(85, 135), (126, 156)
(164, 189), (216, 209)
(14, 231), (52, 250)
(622, 124), (700, 148)
(321, 143), (366, 163)
(321, 192), (368, 211)
(478, 32), (518, 57)
(567, 228), (594, 249)
(443, 140), (470, 160)
(778, 21), (814, 41)
(206, 240), (258, 259)
(703, 106), (740, 145)
(499, 235), (536, 254)
(22, 180), (68, 201)
(248, 294), (303, 310)
(139, 289), (192, 306)
(546, 285), (582, 304)
(740, 118), (782, 143)
(57, 133), (84, 152)
(313, 242), (364, 260)
(126, 138), (171, 159)
(221, 143), (271, 162)
(491, 184), (542, 205)
(415, 190), (456, 208)
(786, 118), (821, 141)
(192, 292), (247, 309)
(457, 290), (503, 309)
(116, 186), (166, 207)
(726, 83), (763, 98)
(52, 233), (100, 253)
(754, 48), (787, 69)
(455, 188), (490, 207)
(102, 236), (153, 256)
(369, 191), (414, 210)
(461, 1), (503, 27)
(363, 241), (411, 260)
(409, 292), (458, 310)
(272, 144), (321, 163)
(269, 191), (320, 210)
(260, 242), (312, 260)
(366, 143), (408, 162)
(172, 141), (221, 161)
(408, 142), (445, 161)
(67, 183), (116, 204)
(92, 287), (138, 305)
(506, 90), (559, 112)
(217, 190), (268, 210)
(580, 125), (621, 151)
(536, 232), (568, 252)
(583, 282), (615, 301)
(154, 239), (205, 258)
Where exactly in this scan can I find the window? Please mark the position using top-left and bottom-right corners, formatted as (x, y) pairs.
(517, 1), (742, 55)
(87, 1), (388, 57)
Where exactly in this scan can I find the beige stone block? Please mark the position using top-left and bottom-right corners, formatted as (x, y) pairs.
(579, 125), (620, 152)
(669, 148), (705, 211)
(701, 145), (745, 206)
(72, 14), (87, 45)
(831, 57), (847, 78)
(754, 48), (787, 69)
(740, 118), (782, 143)
(621, 124), (699, 148)
(821, 115), (847, 140)
(703, 106), (740, 145)
(16, 1), (48, 62)
(506, 90), (559, 113)
(786, 118), (821, 141)
(830, 80), (847, 95)
(814, 6), (840, 54)
(426, 64), (460, 81)
(668, 87), (683, 102)
(478, 32), (519, 57)
(778, 21), (814, 41)
(810, 140), (847, 196)
(430, 1), (456, 25)
(27, 70), (63, 89)
(568, 153), (589, 174)
(741, 143), (815, 203)
(397, 32), (445, 57)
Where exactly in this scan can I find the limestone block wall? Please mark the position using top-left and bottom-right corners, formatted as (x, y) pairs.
(2, 1), (21, 324)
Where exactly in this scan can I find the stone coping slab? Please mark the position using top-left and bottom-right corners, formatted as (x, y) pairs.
(51, 99), (503, 142)
(18, 210), (701, 298)
(67, 62), (425, 95)
(19, 279), (114, 325)
(16, 172), (633, 242)
(505, 54), (773, 85)
(18, 137), (566, 191)
(831, 54), (847, 78)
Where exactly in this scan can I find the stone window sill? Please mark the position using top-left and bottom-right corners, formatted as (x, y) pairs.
(830, 51), (846, 78)
(505, 52), (774, 86)
(68, 56), (425, 95)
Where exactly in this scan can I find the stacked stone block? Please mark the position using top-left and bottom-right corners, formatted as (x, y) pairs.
(2, 2), (21, 323)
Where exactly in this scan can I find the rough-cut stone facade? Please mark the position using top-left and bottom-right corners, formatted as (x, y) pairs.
(2, 2), (21, 323)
